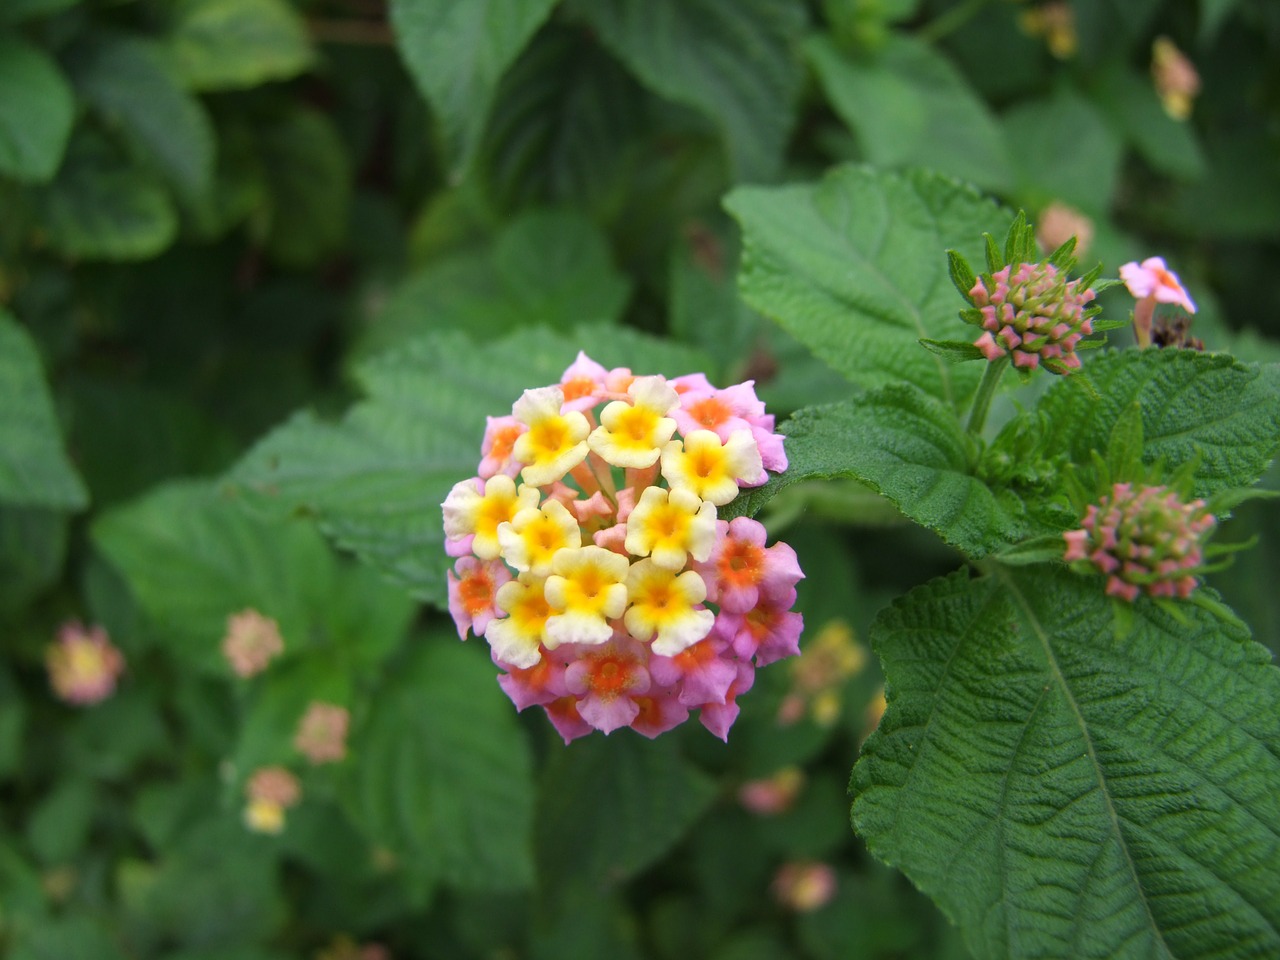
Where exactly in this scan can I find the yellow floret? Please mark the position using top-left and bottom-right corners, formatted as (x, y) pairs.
(497, 498), (582, 575)
(660, 429), (763, 506)
(587, 376), (679, 468)
(485, 575), (552, 668)
(442, 475), (540, 559)
(544, 545), (630, 647)
(624, 559), (715, 656)
(624, 486), (717, 570)
(511, 386), (590, 486)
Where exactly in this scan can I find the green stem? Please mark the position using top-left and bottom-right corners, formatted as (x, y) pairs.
(918, 0), (993, 44)
(966, 356), (1009, 436)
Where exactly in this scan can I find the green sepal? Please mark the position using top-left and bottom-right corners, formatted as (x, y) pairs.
(983, 231), (1003, 273)
(947, 249), (977, 303)
(959, 307), (984, 325)
(1045, 236), (1077, 269)
(1090, 277), (1124, 294)
(991, 534), (1068, 566)
(1090, 318), (1128, 332)
(1002, 210), (1035, 265)
(918, 338), (986, 363)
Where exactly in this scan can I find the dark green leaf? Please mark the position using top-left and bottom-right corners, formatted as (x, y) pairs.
(851, 565), (1280, 959)
(0, 312), (87, 509)
(806, 34), (1012, 192)
(165, 0), (313, 91)
(536, 734), (716, 887)
(0, 506), (66, 612)
(32, 129), (178, 261)
(723, 387), (1061, 557)
(0, 34), (74, 183)
(228, 326), (710, 607)
(570, 0), (807, 182)
(1037, 350), (1280, 498)
(725, 164), (1008, 409)
(69, 34), (216, 199)
(390, 0), (558, 178)
(0, 0), (81, 22)
(355, 640), (535, 891)
(254, 107), (351, 267)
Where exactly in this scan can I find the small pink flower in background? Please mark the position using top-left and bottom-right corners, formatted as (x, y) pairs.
(1063, 483), (1216, 602)
(1036, 202), (1094, 260)
(1152, 36), (1200, 121)
(1119, 256), (1196, 349)
(315, 934), (391, 960)
(46, 622), (124, 706)
(777, 620), (867, 728)
(243, 765), (301, 834)
(771, 861), (838, 912)
(294, 701), (350, 764)
(441, 352), (802, 741)
(738, 766), (805, 816)
(222, 609), (285, 678)
(1019, 1), (1077, 59)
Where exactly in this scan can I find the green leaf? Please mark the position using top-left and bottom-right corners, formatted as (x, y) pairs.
(0, 507), (68, 612)
(69, 34), (216, 199)
(390, 0), (558, 179)
(355, 640), (535, 892)
(0, 34), (75, 183)
(918, 338), (985, 363)
(722, 387), (1062, 557)
(1002, 90), (1123, 216)
(536, 734), (716, 887)
(0, 312), (87, 509)
(165, 0), (313, 91)
(27, 779), (97, 865)
(806, 34), (1012, 192)
(365, 208), (632, 357)
(725, 164), (1008, 409)
(0, 0), (81, 22)
(1036, 350), (1280, 498)
(569, 0), (807, 182)
(32, 129), (178, 261)
(254, 107), (351, 267)
(851, 565), (1280, 960)
(478, 25), (648, 214)
(229, 326), (710, 607)
(92, 480), (358, 673)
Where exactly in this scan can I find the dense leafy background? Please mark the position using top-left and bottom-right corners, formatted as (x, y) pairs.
(3, 0), (1279, 958)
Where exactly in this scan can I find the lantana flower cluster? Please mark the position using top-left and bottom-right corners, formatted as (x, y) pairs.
(967, 262), (1097, 371)
(442, 352), (804, 742)
(46, 621), (125, 706)
(1063, 482), (1216, 602)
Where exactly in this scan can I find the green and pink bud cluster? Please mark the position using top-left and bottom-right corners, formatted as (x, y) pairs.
(442, 352), (803, 742)
(1063, 483), (1216, 602)
(969, 262), (1096, 371)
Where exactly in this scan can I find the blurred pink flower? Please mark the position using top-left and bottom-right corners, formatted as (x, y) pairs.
(772, 861), (838, 912)
(46, 622), (124, 706)
(222, 608), (284, 678)
(294, 701), (350, 764)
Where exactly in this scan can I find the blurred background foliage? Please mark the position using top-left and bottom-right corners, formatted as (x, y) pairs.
(1, 0), (1278, 956)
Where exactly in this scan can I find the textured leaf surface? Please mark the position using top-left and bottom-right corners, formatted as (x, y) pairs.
(571, 0), (806, 181)
(0, 34), (74, 182)
(851, 565), (1280, 960)
(390, 0), (558, 177)
(0, 313), (87, 509)
(725, 165), (1007, 409)
(1038, 350), (1280, 497)
(356, 640), (535, 892)
(722, 387), (1063, 557)
(228, 327), (711, 607)
(166, 0), (313, 91)
(366, 209), (631, 357)
(69, 34), (216, 199)
(537, 735), (716, 887)
(807, 35), (1012, 192)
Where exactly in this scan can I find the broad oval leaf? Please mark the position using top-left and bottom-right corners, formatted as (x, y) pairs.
(807, 34), (1012, 192)
(1037, 349), (1280, 498)
(0, 34), (74, 183)
(355, 640), (536, 892)
(851, 565), (1280, 960)
(390, 0), (558, 179)
(165, 0), (313, 91)
(569, 0), (807, 183)
(0, 312), (87, 510)
(725, 164), (1007, 409)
